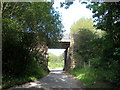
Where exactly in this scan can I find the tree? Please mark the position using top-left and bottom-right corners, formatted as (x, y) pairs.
(2, 2), (64, 78)
(2, 2), (64, 43)
(70, 18), (95, 34)
(60, 1), (120, 86)
(70, 18), (96, 68)
(87, 2), (120, 85)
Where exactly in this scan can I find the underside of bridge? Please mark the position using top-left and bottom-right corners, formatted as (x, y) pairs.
(48, 39), (70, 71)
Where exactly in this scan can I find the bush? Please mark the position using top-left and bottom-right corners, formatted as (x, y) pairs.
(2, 58), (48, 89)
(70, 66), (103, 87)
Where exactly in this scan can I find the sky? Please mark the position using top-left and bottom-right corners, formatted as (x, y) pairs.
(48, 1), (93, 56)
(53, 1), (93, 34)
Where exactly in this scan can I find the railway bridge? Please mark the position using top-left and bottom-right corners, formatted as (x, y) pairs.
(48, 38), (71, 71)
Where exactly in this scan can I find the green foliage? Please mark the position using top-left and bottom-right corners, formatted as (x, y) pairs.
(70, 67), (96, 86)
(70, 66), (101, 87)
(70, 2), (120, 87)
(2, 60), (48, 89)
(60, 2), (73, 9)
(70, 66), (113, 88)
(2, 2), (64, 88)
(70, 18), (95, 34)
(86, 2), (120, 86)
(70, 18), (97, 68)
(2, 2), (64, 42)
(25, 58), (47, 76)
(113, 48), (120, 56)
(48, 53), (64, 69)
(61, 2), (120, 87)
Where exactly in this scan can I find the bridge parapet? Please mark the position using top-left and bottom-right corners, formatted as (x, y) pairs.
(59, 38), (70, 42)
(48, 38), (70, 49)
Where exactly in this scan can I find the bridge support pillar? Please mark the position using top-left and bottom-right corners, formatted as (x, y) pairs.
(63, 48), (68, 71)
(63, 47), (71, 72)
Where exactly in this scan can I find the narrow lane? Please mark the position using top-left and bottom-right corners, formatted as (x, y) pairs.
(9, 68), (85, 90)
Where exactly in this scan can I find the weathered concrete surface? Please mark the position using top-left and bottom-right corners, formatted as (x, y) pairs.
(8, 68), (85, 90)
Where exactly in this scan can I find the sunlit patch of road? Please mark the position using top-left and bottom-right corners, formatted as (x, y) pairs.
(9, 68), (84, 90)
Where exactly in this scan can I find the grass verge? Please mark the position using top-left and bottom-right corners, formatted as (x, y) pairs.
(70, 66), (113, 88)
(2, 60), (48, 89)
(2, 71), (47, 89)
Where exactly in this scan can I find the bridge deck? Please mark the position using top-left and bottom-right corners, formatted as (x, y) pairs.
(59, 38), (70, 42)
(49, 38), (70, 49)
